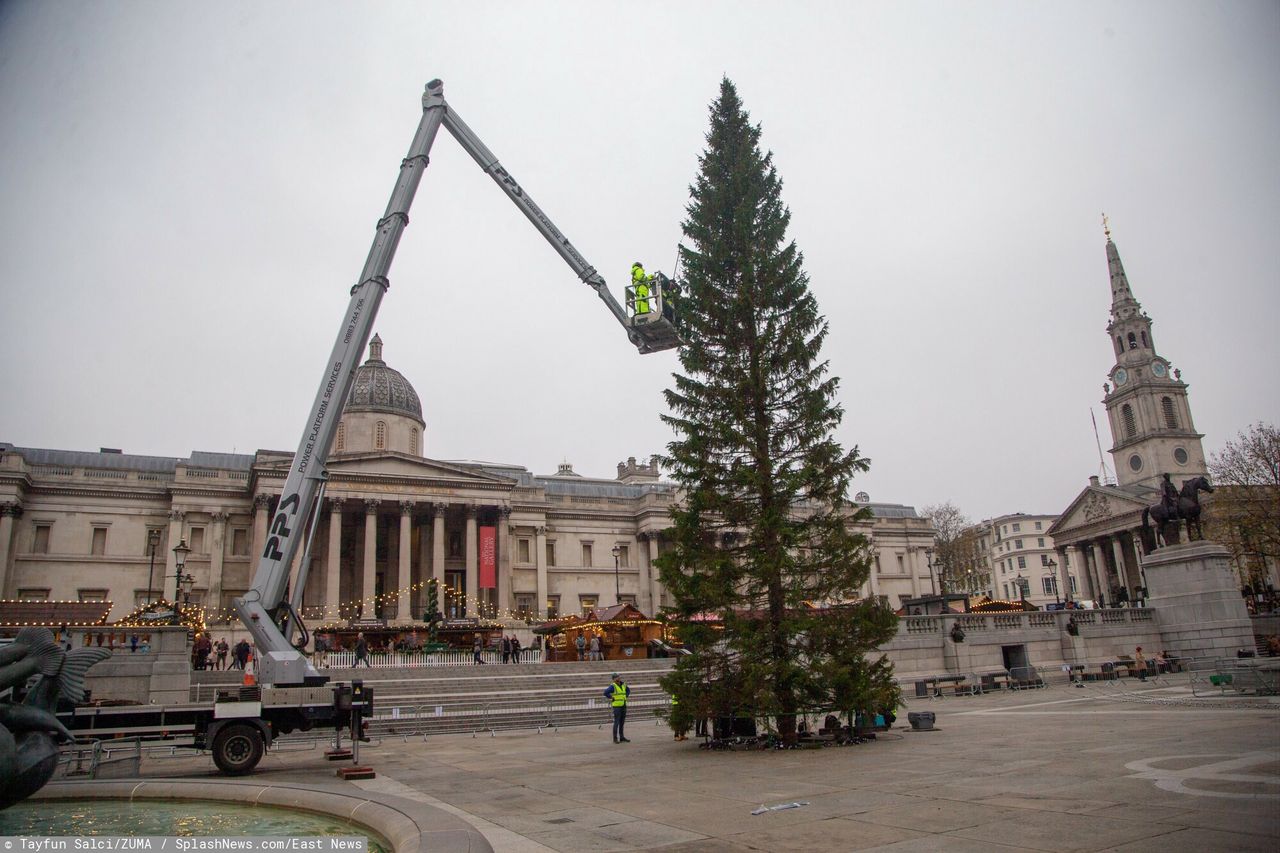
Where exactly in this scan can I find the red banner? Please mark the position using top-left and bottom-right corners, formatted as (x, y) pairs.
(479, 526), (496, 589)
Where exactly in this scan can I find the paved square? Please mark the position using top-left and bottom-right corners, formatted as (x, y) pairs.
(132, 677), (1280, 851)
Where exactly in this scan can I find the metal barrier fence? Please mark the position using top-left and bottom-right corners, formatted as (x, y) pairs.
(367, 693), (671, 738)
(323, 649), (543, 668)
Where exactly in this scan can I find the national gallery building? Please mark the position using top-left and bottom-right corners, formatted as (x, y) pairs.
(0, 337), (937, 626)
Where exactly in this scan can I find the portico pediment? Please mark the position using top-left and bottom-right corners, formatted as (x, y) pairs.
(257, 452), (516, 488)
(327, 453), (515, 484)
(1049, 485), (1148, 538)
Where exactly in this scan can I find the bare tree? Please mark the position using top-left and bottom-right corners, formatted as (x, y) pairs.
(922, 502), (974, 594)
(1206, 422), (1280, 588)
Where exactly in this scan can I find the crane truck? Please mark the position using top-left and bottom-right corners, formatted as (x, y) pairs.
(60, 79), (680, 774)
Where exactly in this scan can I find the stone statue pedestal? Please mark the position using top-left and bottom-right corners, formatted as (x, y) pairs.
(1142, 541), (1254, 664)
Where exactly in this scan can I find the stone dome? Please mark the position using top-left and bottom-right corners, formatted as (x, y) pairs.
(344, 334), (424, 425)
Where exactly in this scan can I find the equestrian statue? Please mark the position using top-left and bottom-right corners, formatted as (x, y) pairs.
(0, 626), (110, 809)
(1140, 473), (1214, 552)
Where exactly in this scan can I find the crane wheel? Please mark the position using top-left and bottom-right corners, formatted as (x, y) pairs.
(212, 723), (265, 775)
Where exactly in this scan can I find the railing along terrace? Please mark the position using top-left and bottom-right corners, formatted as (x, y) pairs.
(325, 648), (544, 668)
(897, 607), (1155, 636)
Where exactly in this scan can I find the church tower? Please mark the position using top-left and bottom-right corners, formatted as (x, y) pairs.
(1100, 220), (1207, 491)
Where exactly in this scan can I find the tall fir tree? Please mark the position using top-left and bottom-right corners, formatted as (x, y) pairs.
(658, 79), (899, 745)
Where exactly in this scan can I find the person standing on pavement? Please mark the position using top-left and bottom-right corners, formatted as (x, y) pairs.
(604, 673), (631, 743)
(354, 632), (372, 668)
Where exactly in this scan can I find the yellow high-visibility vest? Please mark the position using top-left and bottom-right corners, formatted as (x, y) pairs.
(609, 683), (628, 707)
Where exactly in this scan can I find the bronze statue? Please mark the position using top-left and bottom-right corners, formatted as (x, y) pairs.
(1141, 475), (1213, 552)
(0, 626), (110, 809)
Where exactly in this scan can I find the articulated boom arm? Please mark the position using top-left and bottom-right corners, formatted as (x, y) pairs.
(236, 78), (671, 686)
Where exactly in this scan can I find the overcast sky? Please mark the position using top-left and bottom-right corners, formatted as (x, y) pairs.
(1, 2), (1276, 523)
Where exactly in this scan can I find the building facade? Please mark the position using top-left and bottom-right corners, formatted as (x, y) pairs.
(969, 513), (1077, 607)
(1048, 225), (1212, 604)
(0, 338), (936, 625)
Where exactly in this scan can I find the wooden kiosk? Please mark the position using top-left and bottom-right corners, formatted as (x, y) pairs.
(536, 603), (668, 662)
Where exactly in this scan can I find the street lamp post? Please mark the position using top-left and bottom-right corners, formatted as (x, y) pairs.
(611, 544), (622, 606)
(171, 537), (192, 625)
(1014, 573), (1027, 608)
(926, 550), (937, 595)
(1046, 558), (1061, 607)
(145, 529), (161, 605)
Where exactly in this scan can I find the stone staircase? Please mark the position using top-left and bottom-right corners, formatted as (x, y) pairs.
(192, 658), (677, 736)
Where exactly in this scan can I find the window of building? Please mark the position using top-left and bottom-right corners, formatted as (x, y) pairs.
(375, 421), (386, 450)
(1003, 583), (1010, 599)
(1129, 453), (1143, 472)
(1017, 556), (1026, 569)
(448, 531), (463, 558)
(1037, 537), (1045, 548)
(409, 427), (418, 453)
(1070, 576), (1078, 593)
(78, 588), (108, 602)
(578, 595), (597, 613)
(1035, 521), (1042, 531)
(1012, 523), (1021, 532)
(1127, 332), (1137, 349)
(33, 524), (50, 554)
(231, 528), (249, 556)
(1174, 447), (1189, 465)
(1041, 554), (1050, 566)
(1161, 397), (1178, 429)
(19, 588), (49, 600)
(619, 594), (637, 606)
(515, 593), (535, 619)
(91, 527), (107, 556)
(581, 543), (593, 567)
(189, 527), (205, 554)
(546, 541), (556, 567)
(545, 596), (560, 619)
(1042, 577), (1057, 595)
(1015, 539), (1023, 549)
(1141, 331), (1148, 348)
(335, 422), (346, 452)
(517, 538), (531, 564)
(134, 590), (153, 609)
(1122, 404), (1136, 438)
(896, 554), (905, 574)
(616, 544), (630, 568)
(874, 554), (881, 574)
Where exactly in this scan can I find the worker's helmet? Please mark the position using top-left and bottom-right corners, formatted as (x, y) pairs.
(633, 261), (642, 267)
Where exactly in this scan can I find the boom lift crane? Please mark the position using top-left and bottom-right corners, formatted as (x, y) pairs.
(235, 79), (680, 687)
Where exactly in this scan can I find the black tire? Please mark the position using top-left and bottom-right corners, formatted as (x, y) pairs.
(211, 723), (264, 775)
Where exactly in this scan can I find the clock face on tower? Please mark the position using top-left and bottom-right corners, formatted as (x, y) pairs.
(1114, 368), (1129, 386)
(1151, 361), (1167, 378)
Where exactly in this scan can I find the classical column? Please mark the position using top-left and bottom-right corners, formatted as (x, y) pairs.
(636, 532), (652, 615)
(397, 501), (413, 622)
(1081, 543), (1098, 602)
(250, 495), (271, 566)
(647, 534), (663, 611)
(362, 499), (378, 619)
(325, 498), (343, 623)
(0, 504), (22, 599)
(498, 507), (513, 616)
(909, 549), (921, 598)
(1055, 547), (1071, 602)
(432, 503), (447, 617)
(534, 526), (548, 620)
(208, 512), (228, 615)
(417, 510), (431, 618)
(464, 505), (478, 618)
(1112, 535), (1133, 598)
(164, 509), (185, 601)
(1130, 533), (1147, 593)
(1085, 540), (1105, 601)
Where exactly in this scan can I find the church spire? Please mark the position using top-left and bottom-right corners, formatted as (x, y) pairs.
(1097, 218), (1206, 490)
(367, 333), (385, 364)
(1104, 214), (1138, 315)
